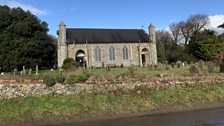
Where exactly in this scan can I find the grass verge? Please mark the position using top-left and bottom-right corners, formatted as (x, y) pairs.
(1, 83), (224, 125)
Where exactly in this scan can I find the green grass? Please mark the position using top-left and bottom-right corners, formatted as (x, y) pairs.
(1, 83), (224, 124)
(3, 65), (221, 83)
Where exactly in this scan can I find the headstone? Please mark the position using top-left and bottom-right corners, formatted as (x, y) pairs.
(106, 66), (111, 71)
(14, 68), (18, 75)
(154, 65), (158, 70)
(182, 62), (184, 67)
(50, 68), (54, 71)
(166, 65), (170, 70)
(0, 72), (4, 76)
(102, 62), (105, 68)
(23, 66), (26, 75)
(176, 61), (181, 68)
(171, 63), (175, 68)
(207, 62), (214, 73)
(198, 60), (205, 70)
(20, 71), (23, 75)
(189, 65), (200, 74)
(148, 65), (153, 70)
(158, 63), (163, 69)
(36, 65), (39, 75)
(184, 61), (188, 66)
(120, 63), (124, 68)
(28, 69), (32, 75)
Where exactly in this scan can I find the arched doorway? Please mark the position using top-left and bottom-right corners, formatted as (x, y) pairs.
(75, 50), (86, 67)
(141, 48), (149, 66)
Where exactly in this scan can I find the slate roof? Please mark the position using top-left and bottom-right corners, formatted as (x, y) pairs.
(66, 28), (149, 43)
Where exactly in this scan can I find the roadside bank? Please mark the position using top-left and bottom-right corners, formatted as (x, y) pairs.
(1, 81), (224, 125)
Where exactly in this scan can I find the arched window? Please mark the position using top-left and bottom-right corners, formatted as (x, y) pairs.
(109, 47), (115, 61)
(123, 46), (128, 60)
(95, 47), (101, 61)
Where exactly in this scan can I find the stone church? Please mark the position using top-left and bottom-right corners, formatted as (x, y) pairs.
(57, 21), (157, 68)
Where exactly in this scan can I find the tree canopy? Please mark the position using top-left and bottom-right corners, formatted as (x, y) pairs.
(0, 6), (56, 71)
(188, 30), (224, 61)
(156, 13), (224, 63)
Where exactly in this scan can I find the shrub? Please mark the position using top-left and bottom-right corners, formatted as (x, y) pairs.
(62, 58), (78, 70)
(66, 73), (89, 84)
(43, 74), (56, 87)
(66, 74), (78, 84)
(128, 66), (135, 74)
(77, 74), (88, 82)
(42, 72), (66, 87)
(56, 73), (66, 83)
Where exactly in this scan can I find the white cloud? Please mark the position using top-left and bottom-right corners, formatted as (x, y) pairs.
(0, 1), (48, 16)
(208, 15), (224, 34)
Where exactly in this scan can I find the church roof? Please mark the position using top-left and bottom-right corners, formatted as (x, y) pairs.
(66, 28), (149, 43)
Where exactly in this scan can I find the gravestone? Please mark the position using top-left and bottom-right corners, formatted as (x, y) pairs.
(154, 65), (158, 70)
(184, 61), (188, 66)
(198, 60), (205, 70)
(207, 62), (214, 73)
(102, 62), (105, 68)
(189, 65), (200, 74)
(23, 66), (26, 75)
(28, 69), (32, 75)
(176, 61), (182, 68)
(171, 63), (175, 68)
(14, 68), (18, 75)
(36, 65), (39, 75)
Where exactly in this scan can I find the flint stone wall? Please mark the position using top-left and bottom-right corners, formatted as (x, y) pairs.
(1, 74), (224, 99)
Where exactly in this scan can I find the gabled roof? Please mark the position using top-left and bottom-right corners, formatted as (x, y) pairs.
(66, 28), (149, 43)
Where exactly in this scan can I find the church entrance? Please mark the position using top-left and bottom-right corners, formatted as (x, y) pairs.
(141, 54), (146, 65)
(75, 50), (86, 68)
(141, 48), (149, 66)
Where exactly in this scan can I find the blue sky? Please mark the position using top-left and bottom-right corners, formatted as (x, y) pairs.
(0, 0), (224, 37)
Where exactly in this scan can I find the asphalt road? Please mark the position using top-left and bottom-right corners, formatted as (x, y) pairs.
(42, 107), (224, 126)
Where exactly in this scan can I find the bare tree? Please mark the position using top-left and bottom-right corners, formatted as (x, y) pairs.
(179, 21), (194, 45)
(171, 14), (209, 46)
(169, 23), (181, 43)
(188, 14), (209, 32)
(156, 30), (173, 62)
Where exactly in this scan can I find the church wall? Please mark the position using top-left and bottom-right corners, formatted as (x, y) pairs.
(67, 42), (155, 68)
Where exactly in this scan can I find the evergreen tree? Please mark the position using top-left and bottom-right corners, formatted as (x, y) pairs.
(188, 30), (224, 61)
(0, 6), (56, 71)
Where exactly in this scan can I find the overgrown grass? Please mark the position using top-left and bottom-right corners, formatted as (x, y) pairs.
(1, 83), (224, 125)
